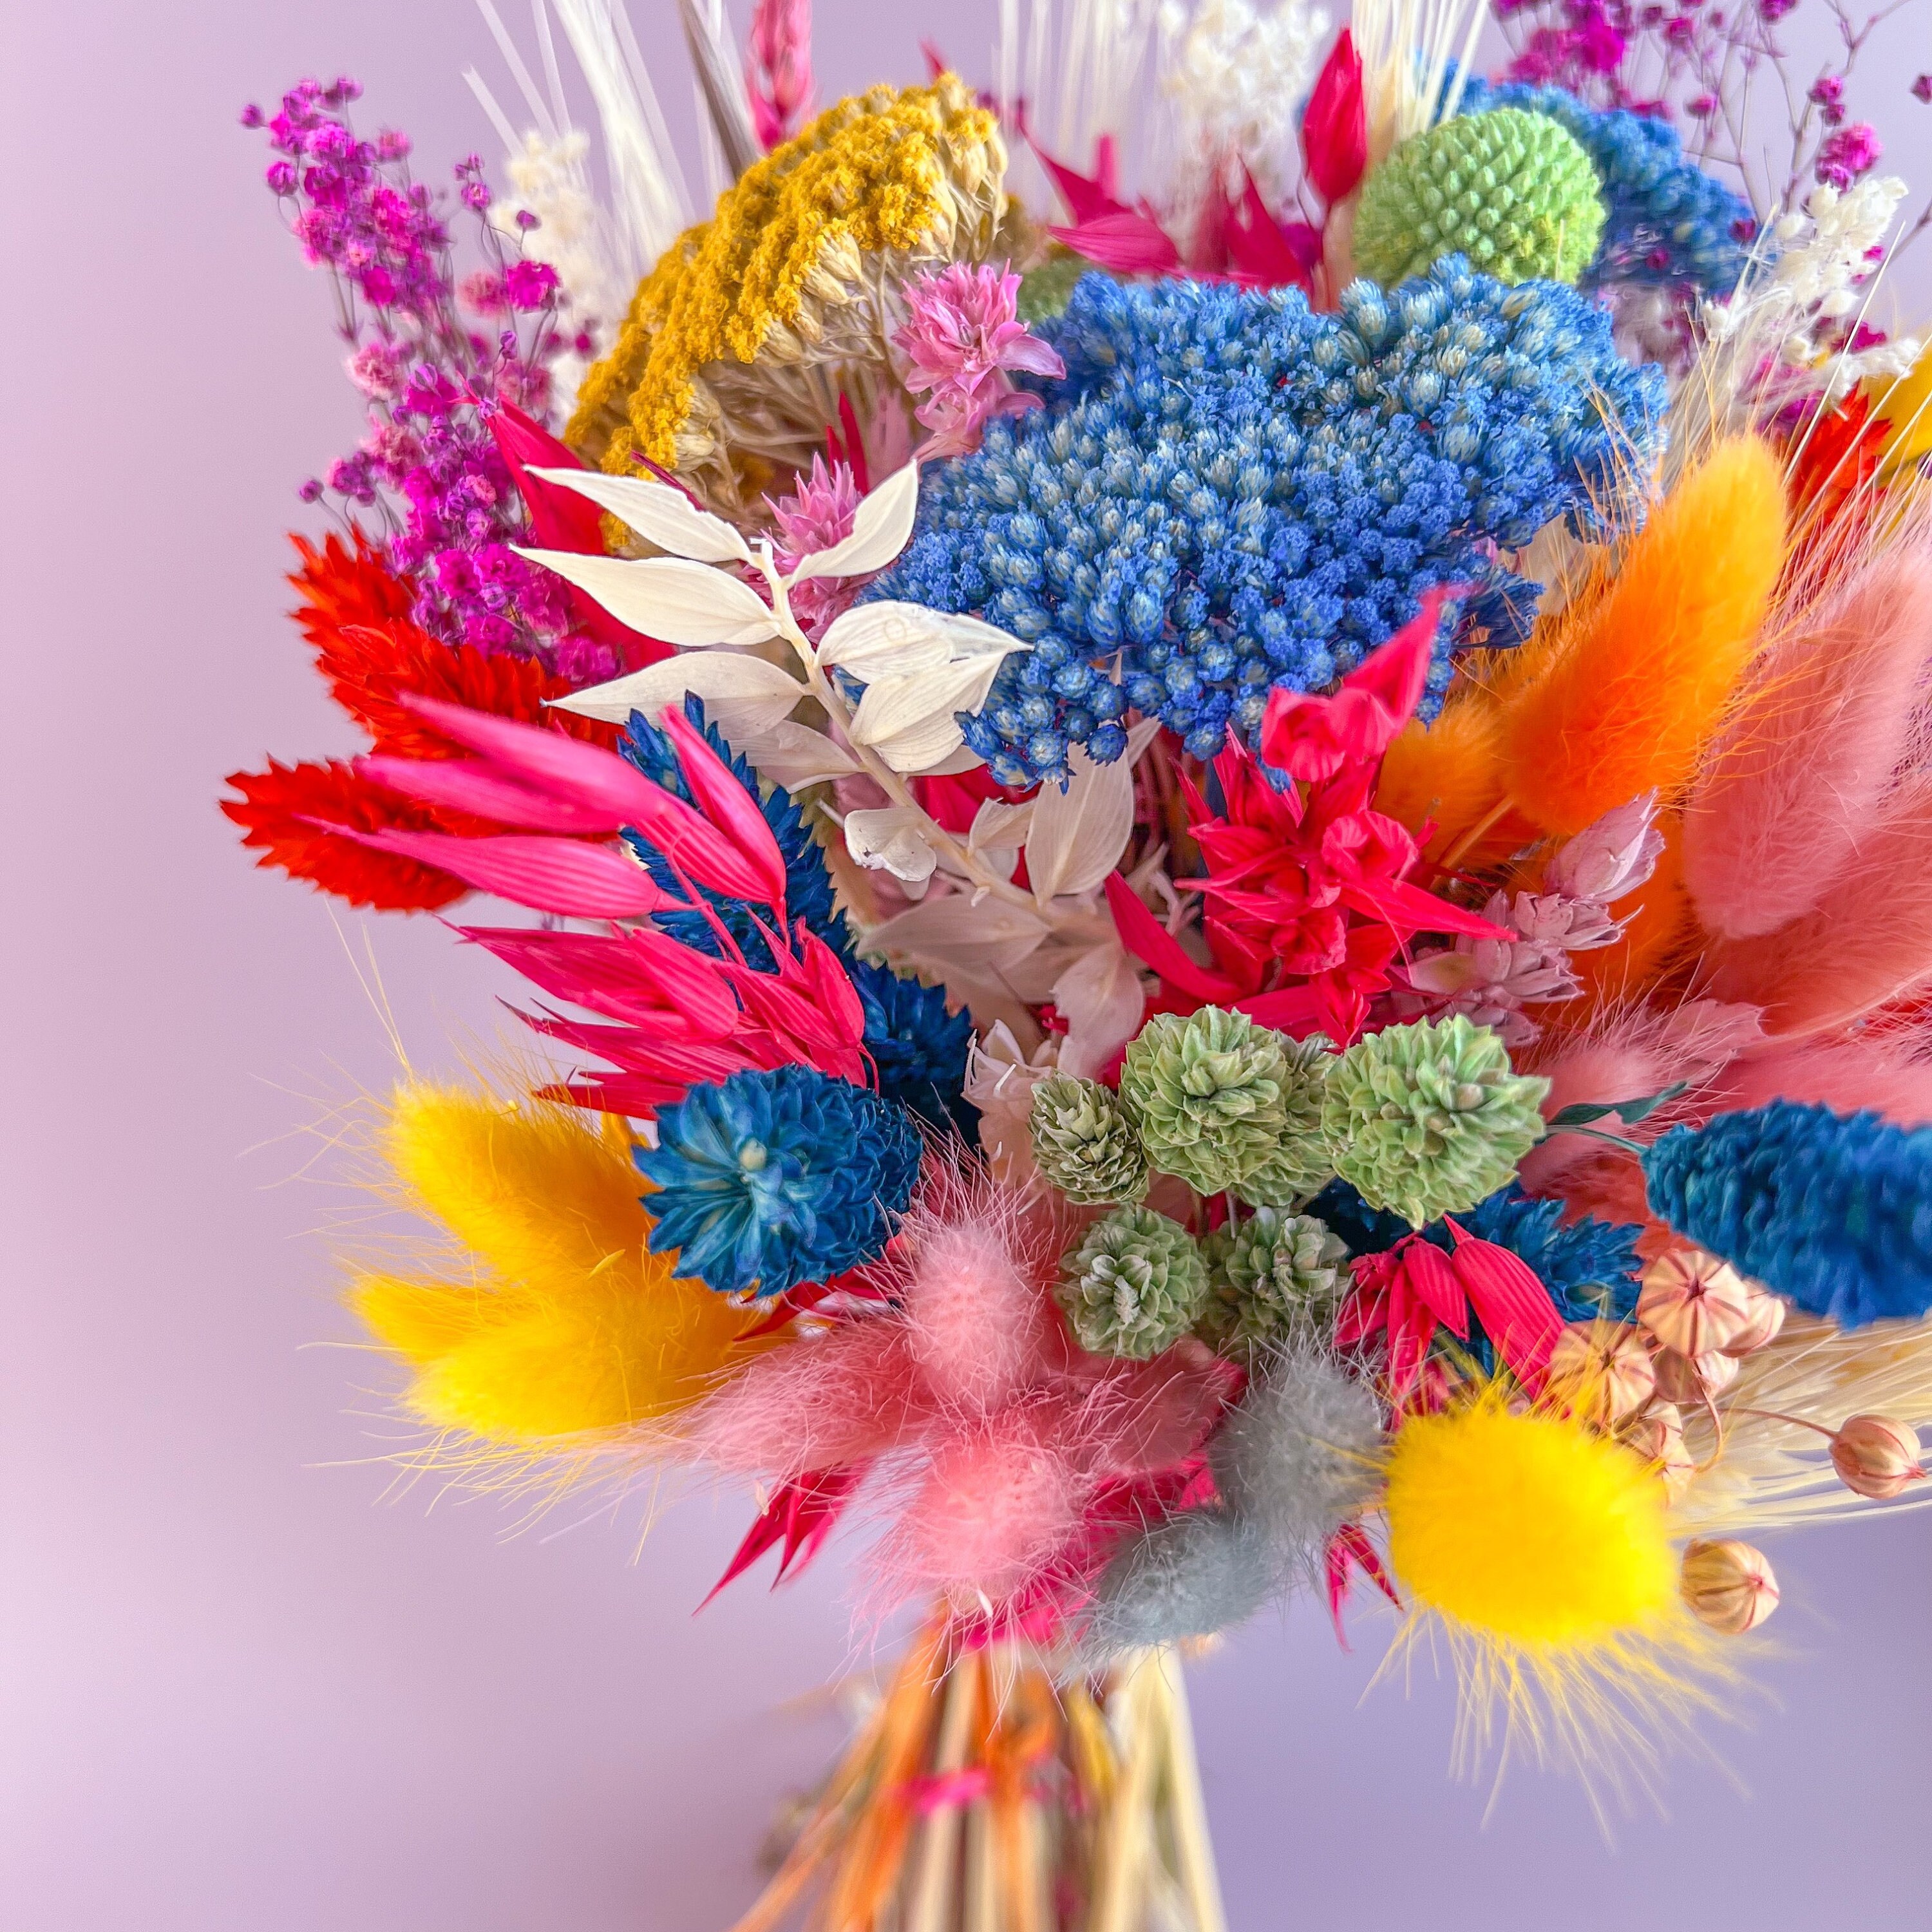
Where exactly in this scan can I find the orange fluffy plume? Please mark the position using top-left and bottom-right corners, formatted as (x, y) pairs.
(1500, 438), (1788, 838)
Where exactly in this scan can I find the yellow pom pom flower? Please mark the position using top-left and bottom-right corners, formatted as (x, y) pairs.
(1376, 1380), (1731, 1795)
(1385, 1393), (1676, 1644)
(568, 75), (1010, 515)
(352, 1081), (772, 1446)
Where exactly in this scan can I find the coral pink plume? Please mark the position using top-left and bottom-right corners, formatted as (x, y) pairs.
(1707, 1035), (1932, 1128)
(680, 1316), (924, 1479)
(900, 1217), (1052, 1415)
(1684, 543), (1932, 940)
(1516, 999), (1764, 1193)
(1706, 778), (1932, 1034)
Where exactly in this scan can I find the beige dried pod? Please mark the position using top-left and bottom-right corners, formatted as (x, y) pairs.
(1546, 1320), (1657, 1425)
(1681, 1537), (1779, 1634)
(1720, 1281), (1788, 1357)
(1830, 1414), (1927, 1500)
(1638, 1249), (1755, 1356)
(1653, 1345), (1741, 1405)
(1625, 1400), (1694, 1499)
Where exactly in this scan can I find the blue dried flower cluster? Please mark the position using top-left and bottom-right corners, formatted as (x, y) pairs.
(1644, 1103), (1932, 1330)
(1310, 1177), (1643, 1321)
(1461, 80), (1756, 296)
(636, 1065), (923, 1298)
(869, 261), (1664, 781)
(620, 700), (974, 1137)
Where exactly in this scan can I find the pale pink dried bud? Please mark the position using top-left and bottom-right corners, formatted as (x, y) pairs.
(1625, 1401), (1694, 1498)
(1653, 1345), (1740, 1405)
(1830, 1414), (1926, 1500)
(1680, 1538), (1779, 1634)
(1719, 1281), (1787, 1357)
(1546, 1320), (1656, 1425)
(1638, 1249), (1755, 1356)
(1544, 791), (1663, 902)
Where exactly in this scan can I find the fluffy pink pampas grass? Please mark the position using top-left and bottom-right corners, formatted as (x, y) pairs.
(679, 1168), (1232, 1624)
(1684, 542), (1932, 940)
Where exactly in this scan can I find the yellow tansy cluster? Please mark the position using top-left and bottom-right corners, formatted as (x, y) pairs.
(568, 75), (1012, 515)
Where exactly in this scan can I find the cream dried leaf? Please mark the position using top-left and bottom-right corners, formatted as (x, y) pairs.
(524, 467), (752, 564)
(516, 548), (777, 645)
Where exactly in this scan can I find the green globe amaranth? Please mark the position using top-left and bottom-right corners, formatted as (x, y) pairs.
(1057, 1206), (1211, 1359)
(1029, 1072), (1148, 1206)
(1352, 107), (1607, 288)
(1198, 1209), (1350, 1356)
(1322, 1015), (1550, 1228)
(1119, 1007), (1297, 1197)
(1231, 1034), (1336, 1206)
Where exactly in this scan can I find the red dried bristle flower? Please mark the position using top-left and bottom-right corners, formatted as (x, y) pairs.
(222, 758), (491, 911)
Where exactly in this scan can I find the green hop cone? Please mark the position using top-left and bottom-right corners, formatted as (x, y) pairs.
(1029, 1073), (1148, 1206)
(1198, 1209), (1350, 1357)
(1321, 1014), (1549, 1229)
(1231, 1034), (1336, 1207)
(1353, 107), (1607, 289)
(1057, 1206), (1210, 1359)
(1119, 1007), (1296, 1197)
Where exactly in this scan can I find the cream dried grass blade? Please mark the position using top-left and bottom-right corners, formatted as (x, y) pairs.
(676, 0), (761, 183)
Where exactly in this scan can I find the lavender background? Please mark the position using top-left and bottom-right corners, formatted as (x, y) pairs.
(6, 1), (1932, 1926)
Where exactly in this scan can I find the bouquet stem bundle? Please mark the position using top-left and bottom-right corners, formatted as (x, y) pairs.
(741, 1618), (1226, 1932)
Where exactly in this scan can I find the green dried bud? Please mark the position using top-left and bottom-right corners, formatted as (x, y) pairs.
(1354, 106), (1607, 289)
(1321, 1014), (1550, 1229)
(1198, 1209), (1350, 1356)
(1029, 1073), (1148, 1205)
(1016, 252), (1094, 324)
(1231, 1034), (1336, 1206)
(1058, 1206), (1211, 1359)
(1120, 1007), (1295, 1197)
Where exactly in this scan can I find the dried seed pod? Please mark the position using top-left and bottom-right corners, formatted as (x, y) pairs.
(1546, 1320), (1657, 1425)
(1638, 1249), (1756, 1356)
(1830, 1414), (1927, 1501)
(1625, 1400), (1694, 1499)
(1653, 1345), (1741, 1405)
(1680, 1537), (1779, 1634)
(1719, 1281), (1787, 1357)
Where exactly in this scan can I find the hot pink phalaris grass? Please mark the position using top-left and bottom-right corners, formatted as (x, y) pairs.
(1683, 540), (1932, 940)
(679, 1170), (1231, 1622)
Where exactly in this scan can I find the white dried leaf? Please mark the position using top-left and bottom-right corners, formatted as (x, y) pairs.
(789, 463), (921, 582)
(523, 467), (752, 564)
(968, 799), (1035, 854)
(551, 652), (808, 733)
(817, 601), (954, 678)
(737, 721), (860, 790)
(908, 743), (986, 777)
(849, 656), (1010, 773)
(1025, 741), (1138, 905)
(865, 893), (1052, 972)
(935, 611), (1032, 660)
(844, 806), (939, 884)
(515, 547), (777, 645)
(1053, 943), (1148, 1080)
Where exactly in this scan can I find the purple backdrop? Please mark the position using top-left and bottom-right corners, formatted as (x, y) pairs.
(6, 2), (1932, 1926)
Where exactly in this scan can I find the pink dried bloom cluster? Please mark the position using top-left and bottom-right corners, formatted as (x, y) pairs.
(894, 264), (1066, 458)
(747, 0), (815, 151)
(767, 454), (862, 633)
(1401, 794), (1663, 1045)
(244, 79), (595, 663)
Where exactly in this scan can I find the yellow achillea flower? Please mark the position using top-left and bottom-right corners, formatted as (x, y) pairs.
(1866, 339), (1932, 478)
(569, 75), (1011, 515)
(353, 1081), (772, 1446)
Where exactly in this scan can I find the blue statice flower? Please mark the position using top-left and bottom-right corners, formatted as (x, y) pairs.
(1460, 79), (1756, 297)
(1309, 1178), (1643, 1320)
(618, 700), (974, 1139)
(637, 1065), (923, 1297)
(869, 261), (1663, 781)
(1644, 1103), (1932, 1329)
